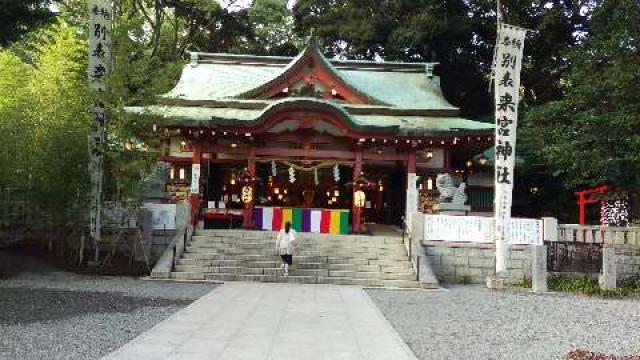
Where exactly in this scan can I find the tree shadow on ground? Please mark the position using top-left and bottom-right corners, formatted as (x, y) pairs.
(0, 287), (192, 325)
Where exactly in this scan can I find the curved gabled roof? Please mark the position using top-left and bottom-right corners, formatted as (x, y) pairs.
(161, 38), (458, 112)
(126, 98), (492, 136)
(236, 37), (387, 105)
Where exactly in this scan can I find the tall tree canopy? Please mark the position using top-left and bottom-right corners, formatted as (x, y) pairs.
(293, 0), (590, 118)
(522, 0), (640, 191)
(0, 0), (54, 46)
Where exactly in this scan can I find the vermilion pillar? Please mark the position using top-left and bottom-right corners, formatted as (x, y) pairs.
(189, 142), (202, 226)
(352, 148), (363, 234)
(243, 147), (256, 229)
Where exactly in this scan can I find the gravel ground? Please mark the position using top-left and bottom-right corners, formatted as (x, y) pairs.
(367, 286), (640, 360)
(0, 249), (216, 360)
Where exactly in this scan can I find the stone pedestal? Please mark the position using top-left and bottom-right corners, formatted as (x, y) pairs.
(532, 244), (548, 292)
(433, 203), (471, 216)
(485, 274), (508, 289)
(599, 245), (617, 290)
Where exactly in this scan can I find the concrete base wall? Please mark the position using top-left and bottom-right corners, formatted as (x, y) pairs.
(423, 241), (532, 284)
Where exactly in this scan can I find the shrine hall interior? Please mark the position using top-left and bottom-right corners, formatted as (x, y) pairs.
(127, 37), (495, 232)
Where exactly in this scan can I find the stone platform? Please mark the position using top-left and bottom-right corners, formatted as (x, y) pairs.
(102, 282), (418, 360)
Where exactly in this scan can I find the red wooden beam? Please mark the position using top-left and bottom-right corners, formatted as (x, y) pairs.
(574, 185), (611, 225)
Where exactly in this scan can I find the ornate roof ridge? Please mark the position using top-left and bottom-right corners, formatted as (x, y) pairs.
(235, 37), (389, 105)
(188, 47), (437, 74)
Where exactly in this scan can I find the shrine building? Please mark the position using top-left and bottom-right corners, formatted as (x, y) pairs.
(128, 37), (495, 234)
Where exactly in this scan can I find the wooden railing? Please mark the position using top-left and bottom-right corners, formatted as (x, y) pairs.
(556, 224), (640, 245)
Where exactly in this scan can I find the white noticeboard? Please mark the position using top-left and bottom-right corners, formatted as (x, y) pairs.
(190, 164), (200, 194)
(143, 203), (176, 230)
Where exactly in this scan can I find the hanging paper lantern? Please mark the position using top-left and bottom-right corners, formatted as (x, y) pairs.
(354, 190), (366, 208)
(333, 164), (340, 182)
(241, 186), (253, 204)
(288, 166), (296, 184)
(271, 161), (277, 177)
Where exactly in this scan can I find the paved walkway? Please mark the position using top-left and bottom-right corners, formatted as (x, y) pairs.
(102, 282), (418, 360)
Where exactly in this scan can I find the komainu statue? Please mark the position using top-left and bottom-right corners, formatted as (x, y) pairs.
(435, 173), (467, 205)
(139, 162), (171, 200)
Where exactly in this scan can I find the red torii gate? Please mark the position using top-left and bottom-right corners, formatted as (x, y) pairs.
(574, 185), (611, 225)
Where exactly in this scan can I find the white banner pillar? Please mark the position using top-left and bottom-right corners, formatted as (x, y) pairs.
(493, 24), (527, 275)
(88, 1), (113, 261)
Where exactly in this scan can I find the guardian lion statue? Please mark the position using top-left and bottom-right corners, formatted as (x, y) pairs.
(139, 162), (171, 200)
(435, 173), (467, 205)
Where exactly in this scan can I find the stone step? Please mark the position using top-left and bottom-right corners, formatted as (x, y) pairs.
(380, 279), (421, 288)
(182, 253), (409, 263)
(191, 235), (404, 245)
(171, 230), (416, 288)
(316, 276), (383, 287)
(173, 265), (412, 280)
(178, 256), (412, 270)
(184, 248), (407, 258)
(327, 270), (416, 281)
(203, 273), (318, 284)
(177, 259), (279, 268)
(170, 272), (205, 281)
(188, 242), (407, 252)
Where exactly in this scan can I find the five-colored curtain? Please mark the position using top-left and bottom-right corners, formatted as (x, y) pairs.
(254, 207), (349, 234)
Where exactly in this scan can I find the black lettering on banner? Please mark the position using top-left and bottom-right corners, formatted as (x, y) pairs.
(93, 23), (108, 41)
(100, 8), (111, 20)
(498, 127), (510, 136)
(495, 140), (513, 161)
(499, 71), (514, 87)
(92, 64), (106, 80)
(497, 93), (516, 112)
(501, 53), (517, 69)
(497, 115), (513, 128)
(92, 42), (106, 58)
(496, 166), (511, 184)
(511, 39), (522, 49)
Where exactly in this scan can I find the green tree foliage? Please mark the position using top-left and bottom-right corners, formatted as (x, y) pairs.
(522, 0), (640, 191)
(293, 0), (589, 117)
(0, 52), (33, 190)
(249, 0), (302, 56)
(0, 23), (91, 224)
(0, 0), (54, 46)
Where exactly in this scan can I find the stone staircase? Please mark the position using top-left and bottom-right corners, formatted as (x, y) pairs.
(171, 230), (420, 288)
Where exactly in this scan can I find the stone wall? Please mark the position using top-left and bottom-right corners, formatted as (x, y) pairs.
(615, 245), (640, 278)
(422, 241), (532, 284)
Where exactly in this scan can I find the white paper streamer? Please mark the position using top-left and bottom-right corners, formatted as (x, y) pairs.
(288, 166), (296, 183)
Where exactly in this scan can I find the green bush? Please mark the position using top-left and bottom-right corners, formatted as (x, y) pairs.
(512, 278), (532, 288)
(548, 274), (640, 298)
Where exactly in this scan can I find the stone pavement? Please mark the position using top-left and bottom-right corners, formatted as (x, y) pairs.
(102, 282), (418, 360)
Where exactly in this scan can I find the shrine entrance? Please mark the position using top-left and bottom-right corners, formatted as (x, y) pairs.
(129, 37), (496, 234)
(197, 128), (410, 234)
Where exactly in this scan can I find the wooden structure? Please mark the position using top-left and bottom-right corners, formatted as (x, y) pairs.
(128, 37), (494, 233)
(574, 185), (611, 225)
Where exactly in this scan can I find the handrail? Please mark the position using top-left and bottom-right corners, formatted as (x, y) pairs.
(150, 201), (193, 279)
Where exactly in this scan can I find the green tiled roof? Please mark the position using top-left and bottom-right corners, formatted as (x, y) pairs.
(134, 38), (489, 136)
(163, 38), (455, 111)
(127, 98), (492, 136)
